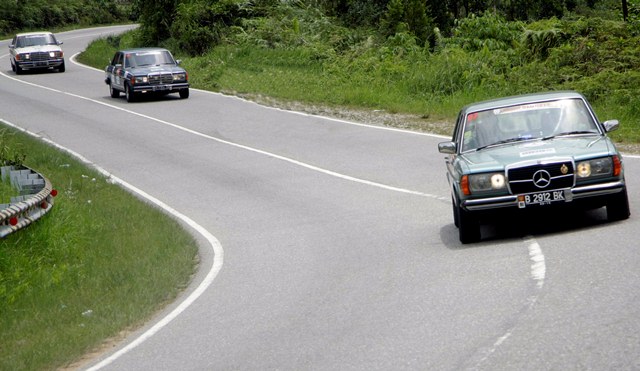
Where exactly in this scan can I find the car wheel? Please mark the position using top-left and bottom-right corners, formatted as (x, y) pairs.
(10, 61), (15, 72)
(452, 197), (460, 228)
(179, 88), (189, 99)
(15, 64), (22, 75)
(606, 187), (630, 222)
(58, 62), (65, 73)
(109, 83), (120, 98)
(125, 83), (135, 102)
(458, 206), (481, 244)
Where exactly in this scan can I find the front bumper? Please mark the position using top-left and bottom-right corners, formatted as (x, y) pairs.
(132, 82), (189, 94)
(16, 58), (64, 70)
(462, 180), (626, 211)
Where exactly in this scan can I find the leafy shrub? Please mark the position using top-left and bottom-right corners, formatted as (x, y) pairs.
(447, 12), (524, 51)
(0, 129), (26, 167)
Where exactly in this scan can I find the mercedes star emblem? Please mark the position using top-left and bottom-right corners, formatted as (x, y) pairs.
(533, 170), (551, 188)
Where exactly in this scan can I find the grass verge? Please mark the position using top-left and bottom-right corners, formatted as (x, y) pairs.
(0, 123), (198, 371)
(78, 32), (640, 155)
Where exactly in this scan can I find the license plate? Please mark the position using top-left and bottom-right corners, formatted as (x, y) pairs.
(153, 85), (168, 91)
(519, 190), (567, 208)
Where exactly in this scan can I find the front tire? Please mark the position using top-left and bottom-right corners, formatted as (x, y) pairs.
(607, 187), (630, 222)
(109, 83), (120, 98)
(452, 197), (460, 228)
(58, 62), (65, 73)
(125, 83), (136, 102)
(179, 88), (189, 99)
(458, 206), (481, 244)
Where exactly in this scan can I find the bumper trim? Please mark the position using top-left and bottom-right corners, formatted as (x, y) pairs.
(463, 180), (625, 211)
(132, 83), (189, 93)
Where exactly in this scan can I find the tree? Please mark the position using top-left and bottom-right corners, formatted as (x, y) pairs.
(381, 0), (434, 46)
(133, 0), (178, 45)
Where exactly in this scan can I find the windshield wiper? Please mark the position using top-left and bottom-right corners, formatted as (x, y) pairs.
(542, 131), (598, 140)
(475, 137), (530, 151)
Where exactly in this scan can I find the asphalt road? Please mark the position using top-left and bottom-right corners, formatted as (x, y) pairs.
(2, 26), (640, 371)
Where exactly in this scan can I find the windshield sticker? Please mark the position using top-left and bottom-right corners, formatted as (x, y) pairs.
(495, 101), (566, 115)
(520, 148), (556, 157)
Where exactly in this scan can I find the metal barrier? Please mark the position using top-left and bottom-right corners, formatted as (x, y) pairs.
(0, 166), (57, 238)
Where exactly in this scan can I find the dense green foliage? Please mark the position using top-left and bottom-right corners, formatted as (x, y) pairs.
(0, 0), (132, 36)
(116, 0), (640, 145)
(0, 125), (198, 371)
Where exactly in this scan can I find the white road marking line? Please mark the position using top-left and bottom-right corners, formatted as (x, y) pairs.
(467, 236), (545, 369)
(1, 63), (447, 201)
(526, 236), (546, 289)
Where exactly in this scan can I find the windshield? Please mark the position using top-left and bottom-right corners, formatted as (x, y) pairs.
(125, 51), (176, 68)
(461, 98), (599, 152)
(16, 34), (58, 47)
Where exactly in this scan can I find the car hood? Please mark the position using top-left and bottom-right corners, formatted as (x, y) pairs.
(459, 136), (617, 173)
(128, 65), (186, 75)
(15, 45), (62, 53)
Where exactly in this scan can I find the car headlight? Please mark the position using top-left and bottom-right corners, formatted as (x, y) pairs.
(463, 173), (506, 195)
(49, 51), (63, 58)
(133, 76), (148, 84)
(576, 157), (612, 178)
(173, 73), (186, 81)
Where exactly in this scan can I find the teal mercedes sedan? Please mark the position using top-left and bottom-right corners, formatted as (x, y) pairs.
(438, 91), (630, 244)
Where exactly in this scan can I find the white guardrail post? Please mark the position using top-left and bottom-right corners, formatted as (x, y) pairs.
(0, 165), (57, 238)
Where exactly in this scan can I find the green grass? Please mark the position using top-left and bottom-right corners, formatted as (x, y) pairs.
(0, 124), (198, 371)
(77, 27), (640, 149)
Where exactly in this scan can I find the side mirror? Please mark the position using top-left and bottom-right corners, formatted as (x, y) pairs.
(176, 59), (182, 65)
(602, 120), (619, 133)
(9, 44), (14, 48)
(438, 141), (457, 154)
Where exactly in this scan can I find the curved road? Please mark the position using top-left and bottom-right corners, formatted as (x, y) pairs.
(2, 26), (639, 370)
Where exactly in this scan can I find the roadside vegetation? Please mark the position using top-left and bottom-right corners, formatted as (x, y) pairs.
(79, 0), (640, 151)
(0, 0), (132, 37)
(0, 125), (198, 371)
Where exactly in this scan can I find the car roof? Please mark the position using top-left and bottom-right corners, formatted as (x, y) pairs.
(15, 31), (54, 37)
(118, 48), (171, 54)
(462, 91), (586, 114)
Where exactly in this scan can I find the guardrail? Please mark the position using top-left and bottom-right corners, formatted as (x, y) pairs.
(0, 165), (57, 238)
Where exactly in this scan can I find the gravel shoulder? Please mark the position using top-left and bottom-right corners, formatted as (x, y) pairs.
(240, 93), (640, 155)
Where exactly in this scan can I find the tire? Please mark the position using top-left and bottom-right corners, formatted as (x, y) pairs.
(125, 83), (135, 102)
(58, 62), (65, 73)
(458, 206), (481, 244)
(452, 197), (460, 228)
(15, 64), (22, 75)
(179, 88), (189, 99)
(606, 187), (630, 222)
(109, 83), (120, 98)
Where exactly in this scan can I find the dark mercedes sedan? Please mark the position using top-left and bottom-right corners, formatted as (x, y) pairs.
(105, 48), (189, 102)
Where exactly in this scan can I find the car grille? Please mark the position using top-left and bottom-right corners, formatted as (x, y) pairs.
(148, 73), (173, 85)
(507, 160), (575, 194)
(30, 52), (50, 61)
